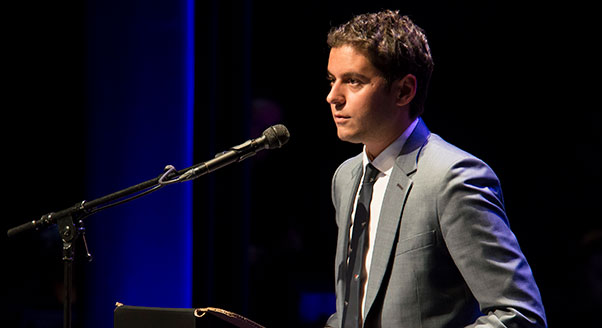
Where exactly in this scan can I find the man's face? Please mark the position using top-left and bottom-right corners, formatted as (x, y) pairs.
(326, 45), (401, 150)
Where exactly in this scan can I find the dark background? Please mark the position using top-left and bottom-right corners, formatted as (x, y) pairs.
(3, 0), (600, 327)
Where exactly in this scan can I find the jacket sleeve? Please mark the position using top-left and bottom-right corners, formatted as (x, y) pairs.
(324, 162), (346, 328)
(437, 157), (547, 328)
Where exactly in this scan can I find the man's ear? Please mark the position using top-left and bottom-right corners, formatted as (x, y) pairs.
(393, 74), (417, 107)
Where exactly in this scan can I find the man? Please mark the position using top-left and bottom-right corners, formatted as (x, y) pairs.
(324, 10), (547, 328)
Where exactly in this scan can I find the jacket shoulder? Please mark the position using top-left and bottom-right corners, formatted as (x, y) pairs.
(420, 133), (494, 174)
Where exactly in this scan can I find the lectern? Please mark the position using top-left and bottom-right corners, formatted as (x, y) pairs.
(114, 304), (265, 328)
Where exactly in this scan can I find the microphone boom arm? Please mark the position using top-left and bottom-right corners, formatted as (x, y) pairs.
(7, 124), (289, 238)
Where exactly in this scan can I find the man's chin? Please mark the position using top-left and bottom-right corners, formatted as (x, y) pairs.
(336, 130), (362, 144)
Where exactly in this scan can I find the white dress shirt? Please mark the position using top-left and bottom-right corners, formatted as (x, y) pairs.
(349, 118), (419, 319)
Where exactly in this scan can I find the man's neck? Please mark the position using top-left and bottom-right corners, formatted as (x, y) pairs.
(365, 118), (418, 161)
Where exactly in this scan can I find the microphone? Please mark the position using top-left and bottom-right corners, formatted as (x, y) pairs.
(179, 124), (290, 181)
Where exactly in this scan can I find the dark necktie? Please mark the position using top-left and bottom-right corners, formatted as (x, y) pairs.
(343, 163), (380, 328)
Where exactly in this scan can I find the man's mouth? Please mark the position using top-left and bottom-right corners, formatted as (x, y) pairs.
(334, 114), (350, 123)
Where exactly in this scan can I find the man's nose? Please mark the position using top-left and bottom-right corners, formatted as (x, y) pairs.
(326, 82), (344, 106)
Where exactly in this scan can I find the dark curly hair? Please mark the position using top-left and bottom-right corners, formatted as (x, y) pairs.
(327, 10), (434, 118)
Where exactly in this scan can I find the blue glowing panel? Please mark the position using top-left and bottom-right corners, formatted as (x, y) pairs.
(83, 1), (194, 327)
(299, 292), (336, 323)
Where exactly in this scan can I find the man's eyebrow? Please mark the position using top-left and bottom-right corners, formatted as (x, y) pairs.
(327, 71), (369, 80)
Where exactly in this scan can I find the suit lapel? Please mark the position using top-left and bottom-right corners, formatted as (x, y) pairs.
(337, 162), (363, 262)
(363, 119), (430, 320)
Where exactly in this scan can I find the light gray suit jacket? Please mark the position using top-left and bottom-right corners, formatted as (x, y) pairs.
(326, 119), (547, 328)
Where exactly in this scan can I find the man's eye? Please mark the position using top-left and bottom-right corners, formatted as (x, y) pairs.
(347, 79), (362, 86)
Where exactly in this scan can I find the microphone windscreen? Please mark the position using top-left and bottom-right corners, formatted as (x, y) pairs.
(262, 124), (290, 149)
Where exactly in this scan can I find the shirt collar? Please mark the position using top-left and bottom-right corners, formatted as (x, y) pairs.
(362, 118), (419, 175)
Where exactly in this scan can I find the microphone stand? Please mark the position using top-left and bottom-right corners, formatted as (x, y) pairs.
(7, 153), (245, 328)
(7, 124), (289, 328)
